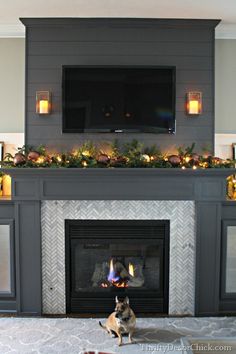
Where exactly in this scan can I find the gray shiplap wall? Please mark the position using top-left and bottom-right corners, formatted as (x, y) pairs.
(21, 18), (220, 152)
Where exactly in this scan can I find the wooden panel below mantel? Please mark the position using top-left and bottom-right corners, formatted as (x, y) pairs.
(1, 168), (234, 202)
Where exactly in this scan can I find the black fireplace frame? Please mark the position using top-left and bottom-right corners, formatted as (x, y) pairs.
(65, 219), (170, 314)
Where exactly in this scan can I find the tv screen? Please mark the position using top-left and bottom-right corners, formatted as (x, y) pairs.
(62, 66), (176, 134)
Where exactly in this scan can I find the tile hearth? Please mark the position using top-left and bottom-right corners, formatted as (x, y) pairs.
(0, 317), (235, 354)
(41, 200), (195, 315)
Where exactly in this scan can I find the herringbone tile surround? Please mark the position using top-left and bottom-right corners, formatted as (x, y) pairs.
(41, 201), (195, 315)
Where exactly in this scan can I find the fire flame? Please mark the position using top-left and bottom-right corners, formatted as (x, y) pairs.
(107, 259), (120, 283)
(100, 259), (135, 288)
(129, 263), (134, 277)
(101, 283), (108, 288)
(113, 281), (127, 288)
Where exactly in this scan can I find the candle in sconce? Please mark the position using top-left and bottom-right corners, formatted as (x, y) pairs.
(39, 100), (49, 114)
(189, 100), (199, 114)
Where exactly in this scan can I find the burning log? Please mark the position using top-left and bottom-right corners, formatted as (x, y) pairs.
(125, 262), (144, 287)
(91, 262), (108, 287)
(91, 258), (145, 288)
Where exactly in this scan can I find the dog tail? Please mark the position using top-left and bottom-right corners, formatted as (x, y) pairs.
(99, 321), (106, 330)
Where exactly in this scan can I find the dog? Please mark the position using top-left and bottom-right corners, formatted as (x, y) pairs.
(99, 296), (136, 346)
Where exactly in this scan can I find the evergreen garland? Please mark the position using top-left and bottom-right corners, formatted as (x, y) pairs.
(1, 140), (235, 169)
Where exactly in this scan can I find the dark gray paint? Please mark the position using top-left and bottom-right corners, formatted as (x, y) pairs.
(0, 167), (235, 315)
(6, 168), (232, 202)
(195, 202), (222, 315)
(219, 204), (236, 313)
(20, 18), (219, 153)
(0, 203), (17, 312)
(14, 201), (42, 315)
(0, 219), (15, 298)
(0, 169), (236, 315)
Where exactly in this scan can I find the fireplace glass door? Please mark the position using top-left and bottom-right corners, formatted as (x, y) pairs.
(65, 220), (169, 313)
(72, 240), (162, 292)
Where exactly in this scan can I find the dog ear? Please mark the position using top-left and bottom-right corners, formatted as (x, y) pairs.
(124, 296), (129, 305)
(115, 296), (119, 303)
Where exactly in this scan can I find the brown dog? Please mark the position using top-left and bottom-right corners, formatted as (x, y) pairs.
(99, 296), (136, 346)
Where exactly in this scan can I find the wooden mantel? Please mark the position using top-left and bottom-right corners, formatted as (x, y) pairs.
(2, 167), (236, 202)
(0, 167), (236, 317)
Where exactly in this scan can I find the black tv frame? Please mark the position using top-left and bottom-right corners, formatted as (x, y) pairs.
(62, 65), (176, 134)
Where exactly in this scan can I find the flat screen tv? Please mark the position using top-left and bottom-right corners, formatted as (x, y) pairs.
(62, 66), (176, 133)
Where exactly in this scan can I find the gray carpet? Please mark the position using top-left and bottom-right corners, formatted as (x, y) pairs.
(0, 317), (236, 354)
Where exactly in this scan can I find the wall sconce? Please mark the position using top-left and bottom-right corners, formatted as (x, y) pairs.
(186, 92), (202, 115)
(36, 91), (51, 114)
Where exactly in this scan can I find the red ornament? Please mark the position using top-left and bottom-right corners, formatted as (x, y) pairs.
(110, 156), (127, 167)
(97, 154), (110, 164)
(191, 153), (199, 162)
(13, 153), (26, 166)
(212, 157), (223, 164)
(44, 156), (52, 164)
(168, 155), (181, 166)
(28, 151), (40, 161)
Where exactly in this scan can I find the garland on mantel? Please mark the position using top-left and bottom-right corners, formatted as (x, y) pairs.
(1, 140), (235, 169)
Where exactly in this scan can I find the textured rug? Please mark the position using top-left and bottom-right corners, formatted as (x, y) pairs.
(0, 317), (236, 354)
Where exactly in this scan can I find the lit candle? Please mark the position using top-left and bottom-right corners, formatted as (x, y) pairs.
(0, 175), (2, 196)
(2, 175), (11, 196)
(39, 100), (49, 114)
(189, 100), (199, 114)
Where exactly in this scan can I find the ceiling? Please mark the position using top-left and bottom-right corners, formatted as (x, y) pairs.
(1, 0), (236, 38)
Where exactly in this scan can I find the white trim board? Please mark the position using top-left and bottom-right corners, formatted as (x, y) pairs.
(0, 25), (25, 38)
(0, 133), (24, 155)
(215, 133), (236, 159)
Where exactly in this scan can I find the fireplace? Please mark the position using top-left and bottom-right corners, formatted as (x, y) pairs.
(65, 220), (169, 313)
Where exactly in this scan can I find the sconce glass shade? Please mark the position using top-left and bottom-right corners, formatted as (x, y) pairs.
(186, 92), (202, 115)
(36, 91), (51, 114)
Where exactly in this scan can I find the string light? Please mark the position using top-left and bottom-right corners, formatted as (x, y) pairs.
(36, 157), (45, 164)
(2, 141), (236, 169)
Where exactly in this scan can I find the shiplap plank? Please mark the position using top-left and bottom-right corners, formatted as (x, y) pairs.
(27, 124), (213, 141)
(27, 111), (213, 127)
(27, 68), (213, 85)
(28, 83), (213, 99)
(28, 42), (212, 57)
(27, 55), (212, 71)
(27, 27), (213, 43)
(27, 96), (213, 113)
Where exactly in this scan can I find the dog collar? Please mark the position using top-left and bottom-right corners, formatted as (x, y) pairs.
(121, 315), (131, 322)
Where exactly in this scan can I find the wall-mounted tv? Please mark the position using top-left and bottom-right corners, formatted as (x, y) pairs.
(62, 66), (176, 134)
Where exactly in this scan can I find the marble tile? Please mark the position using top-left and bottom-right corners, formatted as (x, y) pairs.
(41, 200), (196, 315)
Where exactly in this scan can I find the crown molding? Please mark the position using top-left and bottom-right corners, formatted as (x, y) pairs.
(0, 21), (235, 39)
(215, 23), (236, 39)
(0, 24), (25, 38)
(19, 17), (221, 28)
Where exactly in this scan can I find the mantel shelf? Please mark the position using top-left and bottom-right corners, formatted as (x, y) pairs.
(1, 167), (236, 177)
(1, 167), (235, 202)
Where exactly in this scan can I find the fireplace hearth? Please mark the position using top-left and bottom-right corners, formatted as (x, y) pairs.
(65, 220), (169, 313)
